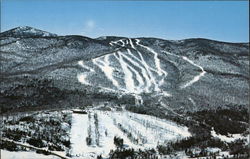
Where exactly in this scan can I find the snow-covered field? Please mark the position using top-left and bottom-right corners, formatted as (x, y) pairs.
(69, 110), (191, 158)
(1, 150), (60, 159)
(1, 109), (248, 159)
(1, 109), (190, 159)
(211, 129), (249, 143)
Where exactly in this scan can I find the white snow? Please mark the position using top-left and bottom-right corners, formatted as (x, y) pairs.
(77, 73), (89, 85)
(93, 55), (119, 88)
(77, 38), (206, 96)
(78, 60), (94, 72)
(68, 110), (191, 158)
(136, 39), (167, 77)
(110, 39), (126, 47)
(124, 49), (152, 92)
(122, 50), (144, 90)
(1, 150), (60, 159)
(115, 52), (136, 93)
(91, 39), (170, 94)
(180, 56), (206, 89)
(188, 97), (196, 107)
(69, 113), (89, 157)
(162, 50), (206, 89)
(211, 129), (248, 143)
(129, 38), (135, 49)
(69, 111), (140, 158)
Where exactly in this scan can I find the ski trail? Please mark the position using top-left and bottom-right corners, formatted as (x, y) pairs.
(121, 57), (145, 91)
(96, 111), (142, 154)
(114, 52), (136, 93)
(123, 49), (151, 91)
(103, 112), (143, 149)
(134, 40), (163, 92)
(79, 38), (172, 94)
(78, 60), (94, 72)
(88, 112), (97, 146)
(119, 39), (125, 47)
(180, 56), (206, 89)
(110, 39), (163, 91)
(136, 50), (159, 92)
(70, 113), (89, 157)
(111, 39), (126, 47)
(157, 91), (171, 97)
(129, 38), (135, 49)
(125, 39), (129, 45)
(125, 111), (190, 138)
(134, 94), (143, 105)
(162, 50), (206, 89)
(127, 40), (159, 91)
(126, 48), (158, 74)
(77, 60), (95, 85)
(135, 39), (167, 77)
(93, 55), (119, 88)
(188, 97), (196, 107)
(112, 112), (157, 147)
(77, 73), (89, 85)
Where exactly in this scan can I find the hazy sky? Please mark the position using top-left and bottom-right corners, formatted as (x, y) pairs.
(1, 0), (249, 42)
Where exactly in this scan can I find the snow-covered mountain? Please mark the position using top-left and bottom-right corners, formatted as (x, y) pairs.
(0, 26), (57, 38)
(0, 26), (249, 114)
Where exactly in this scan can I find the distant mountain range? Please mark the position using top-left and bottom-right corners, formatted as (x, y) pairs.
(0, 26), (249, 114)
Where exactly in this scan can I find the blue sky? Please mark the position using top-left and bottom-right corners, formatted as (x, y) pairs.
(1, 0), (249, 42)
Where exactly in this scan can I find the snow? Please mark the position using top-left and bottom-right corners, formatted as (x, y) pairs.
(122, 50), (144, 89)
(180, 56), (206, 89)
(211, 129), (248, 143)
(129, 38), (135, 49)
(77, 60), (97, 85)
(77, 38), (205, 96)
(93, 55), (119, 87)
(79, 38), (169, 94)
(124, 49), (151, 92)
(77, 73), (89, 85)
(134, 94), (143, 105)
(205, 147), (221, 153)
(78, 60), (94, 72)
(69, 113), (89, 157)
(68, 110), (191, 158)
(12, 26), (57, 37)
(124, 111), (191, 138)
(77, 38), (171, 94)
(110, 39), (126, 47)
(1, 150), (60, 159)
(118, 39), (126, 47)
(69, 111), (139, 158)
(136, 39), (167, 77)
(115, 52), (136, 93)
(188, 97), (196, 107)
(162, 50), (206, 89)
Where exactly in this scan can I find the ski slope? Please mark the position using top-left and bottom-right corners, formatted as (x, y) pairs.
(77, 38), (206, 97)
(69, 110), (191, 158)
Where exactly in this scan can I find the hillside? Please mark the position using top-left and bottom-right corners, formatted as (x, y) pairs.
(0, 26), (249, 114)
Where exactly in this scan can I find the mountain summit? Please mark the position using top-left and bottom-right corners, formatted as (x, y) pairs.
(1, 26), (57, 38)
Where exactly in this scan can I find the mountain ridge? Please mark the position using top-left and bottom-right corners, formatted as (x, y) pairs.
(0, 26), (249, 114)
(2, 26), (249, 44)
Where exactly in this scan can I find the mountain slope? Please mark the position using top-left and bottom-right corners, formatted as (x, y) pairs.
(0, 26), (249, 114)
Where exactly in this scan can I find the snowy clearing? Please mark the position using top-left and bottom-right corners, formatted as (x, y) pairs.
(1, 150), (60, 159)
(211, 129), (249, 143)
(69, 110), (191, 158)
